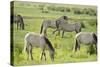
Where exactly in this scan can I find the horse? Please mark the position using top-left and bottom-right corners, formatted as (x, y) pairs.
(40, 16), (68, 36)
(23, 32), (55, 61)
(73, 32), (97, 54)
(14, 14), (24, 30)
(54, 22), (82, 38)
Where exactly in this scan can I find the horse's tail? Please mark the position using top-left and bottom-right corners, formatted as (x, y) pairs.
(92, 33), (97, 44)
(44, 36), (54, 52)
(73, 36), (79, 52)
(40, 22), (43, 34)
(23, 39), (27, 53)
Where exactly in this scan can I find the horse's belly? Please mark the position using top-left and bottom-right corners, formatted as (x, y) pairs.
(80, 38), (94, 44)
(62, 25), (75, 32)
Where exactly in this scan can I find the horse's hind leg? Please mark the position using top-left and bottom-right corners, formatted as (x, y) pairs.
(40, 51), (44, 60)
(27, 44), (33, 60)
(62, 31), (64, 38)
(43, 28), (47, 36)
(17, 22), (19, 30)
(20, 23), (22, 30)
(26, 46), (30, 60)
(21, 22), (24, 30)
(30, 45), (33, 60)
(73, 39), (79, 52)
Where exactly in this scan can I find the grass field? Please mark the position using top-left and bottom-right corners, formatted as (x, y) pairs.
(11, 1), (97, 66)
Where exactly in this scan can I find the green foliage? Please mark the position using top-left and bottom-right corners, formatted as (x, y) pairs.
(88, 19), (97, 26)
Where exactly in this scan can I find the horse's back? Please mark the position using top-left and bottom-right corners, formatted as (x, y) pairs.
(25, 32), (46, 46)
(43, 19), (56, 28)
(75, 32), (96, 44)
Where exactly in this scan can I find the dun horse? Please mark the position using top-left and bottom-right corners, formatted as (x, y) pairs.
(40, 16), (68, 36)
(73, 32), (97, 54)
(14, 14), (24, 30)
(54, 22), (82, 38)
(23, 32), (55, 61)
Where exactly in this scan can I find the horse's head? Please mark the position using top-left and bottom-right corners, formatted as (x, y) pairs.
(63, 16), (68, 20)
(50, 48), (55, 61)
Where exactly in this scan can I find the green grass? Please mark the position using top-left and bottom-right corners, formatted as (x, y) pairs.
(11, 1), (97, 66)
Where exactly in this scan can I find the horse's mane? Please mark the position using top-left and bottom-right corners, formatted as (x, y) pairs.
(43, 36), (54, 52)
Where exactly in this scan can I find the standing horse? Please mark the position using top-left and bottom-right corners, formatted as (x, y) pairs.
(14, 14), (24, 30)
(73, 32), (97, 54)
(54, 22), (82, 38)
(40, 16), (68, 36)
(24, 32), (55, 61)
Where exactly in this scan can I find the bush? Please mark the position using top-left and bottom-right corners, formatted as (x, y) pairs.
(82, 8), (97, 16)
(42, 6), (49, 13)
(88, 19), (97, 26)
(65, 7), (71, 12)
(72, 8), (83, 14)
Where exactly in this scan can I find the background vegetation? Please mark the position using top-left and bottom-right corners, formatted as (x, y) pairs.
(11, 1), (97, 66)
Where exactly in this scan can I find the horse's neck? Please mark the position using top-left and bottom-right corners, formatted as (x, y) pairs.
(48, 47), (54, 54)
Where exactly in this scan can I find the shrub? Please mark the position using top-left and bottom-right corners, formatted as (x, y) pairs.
(88, 19), (97, 26)
(72, 8), (83, 14)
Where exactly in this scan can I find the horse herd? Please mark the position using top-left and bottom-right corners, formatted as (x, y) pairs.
(14, 14), (97, 61)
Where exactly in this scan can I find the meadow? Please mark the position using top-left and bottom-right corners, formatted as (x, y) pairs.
(11, 1), (97, 66)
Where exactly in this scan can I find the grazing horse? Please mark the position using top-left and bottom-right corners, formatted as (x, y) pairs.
(40, 16), (68, 36)
(73, 32), (97, 54)
(14, 14), (24, 30)
(54, 22), (82, 38)
(23, 32), (55, 61)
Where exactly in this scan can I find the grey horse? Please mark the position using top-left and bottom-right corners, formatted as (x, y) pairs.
(55, 22), (82, 38)
(73, 32), (97, 54)
(40, 16), (68, 36)
(23, 32), (55, 61)
(14, 14), (24, 30)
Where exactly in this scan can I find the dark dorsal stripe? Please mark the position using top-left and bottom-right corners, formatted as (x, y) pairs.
(44, 36), (54, 52)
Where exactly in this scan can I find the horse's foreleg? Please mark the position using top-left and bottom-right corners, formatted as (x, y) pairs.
(43, 52), (46, 61)
(57, 30), (60, 36)
(62, 31), (64, 38)
(17, 22), (19, 30)
(40, 51), (44, 60)
(52, 29), (59, 35)
(44, 28), (47, 36)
